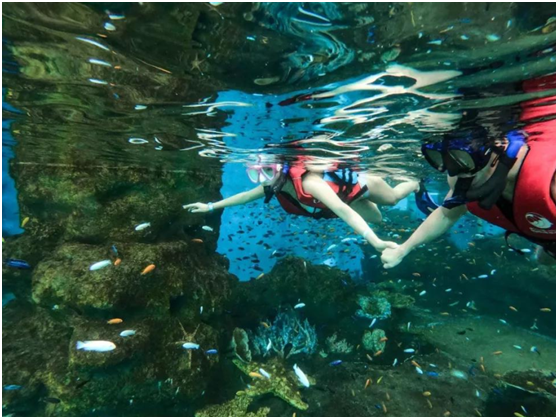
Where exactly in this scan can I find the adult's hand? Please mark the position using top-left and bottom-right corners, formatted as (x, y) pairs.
(381, 246), (406, 269)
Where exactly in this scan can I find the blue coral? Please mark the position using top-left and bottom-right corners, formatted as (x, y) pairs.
(251, 311), (317, 359)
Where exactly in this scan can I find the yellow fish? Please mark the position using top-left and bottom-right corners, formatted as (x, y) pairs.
(141, 264), (156, 275)
(249, 372), (264, 379)
(21, 217), (30, 227)
(377, 376), (383, 384)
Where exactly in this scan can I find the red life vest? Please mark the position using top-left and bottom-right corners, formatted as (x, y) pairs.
(275, 166), (368, 218)
(467, 75), (556, 244)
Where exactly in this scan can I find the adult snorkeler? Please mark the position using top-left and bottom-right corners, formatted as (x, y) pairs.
(382, 75), (556, 268)
(184, 156), (421, 253)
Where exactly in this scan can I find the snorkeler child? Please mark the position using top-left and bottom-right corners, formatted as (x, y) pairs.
(184, 158), (420, 253)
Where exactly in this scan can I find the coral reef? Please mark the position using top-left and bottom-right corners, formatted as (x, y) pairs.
(325, 333), (354, 354)
(355, 295), (392, 320)
(195, 392), (270, 417)
(373, 290), (415, 310)
(230, 328), (252, 362)
(232, 358), (314, 410)
(250, 311), (317, 359)
(362, 329), (387, 353)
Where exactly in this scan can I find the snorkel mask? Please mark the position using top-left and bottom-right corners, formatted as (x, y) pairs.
(422, 130), (526, 209)
(246, 163), (281, 184)
(422, 137), (493, 177)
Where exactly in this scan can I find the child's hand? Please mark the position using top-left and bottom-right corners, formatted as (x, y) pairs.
(183, 203), (210, 213)
(373, 240), (399, 252)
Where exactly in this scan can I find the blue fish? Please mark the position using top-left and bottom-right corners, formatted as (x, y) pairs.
(375, 404), (382, 410)
(205, 349), (218, 355)
(492, 388), (504, 396)
(468, 365), (477, 376)
(4, 385), (22, 391)
(329, 360), (342, 366)
(426, 371), (439, 378)
(6, 259), (31, 269)
(367, 26), (376, 44)
(111, 245), (118, 255)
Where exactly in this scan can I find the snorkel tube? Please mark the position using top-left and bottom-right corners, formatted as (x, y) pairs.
(264, 164), (290, 203)
(465, 130), (526, 210)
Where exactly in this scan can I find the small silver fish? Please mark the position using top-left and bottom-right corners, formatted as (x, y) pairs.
(419, 290), (426, 296)
(202, 226), (214, 232)
(486, 34), (501, 42)
(415, 366), (423, 375)
(259, 368), (271, 379)
(135, 222), (151, 231)
(326, 244), (337, 251)
(403, 348), (415, 354)
(513, 345), (522, 350)
(120, 330), (136, 337)
(369, 318), (377, 328)
(478, 274), (489, 279)
(392, 358), (398, 367)
(89, 260), (112, 271)
(182, 342), (200, 350)
(293, 364), (310, 387)
(266, 339), (272, 351)
(76, 340), (116, 352)
(104, 22), (116, 31)
(294, 303), (306, 309)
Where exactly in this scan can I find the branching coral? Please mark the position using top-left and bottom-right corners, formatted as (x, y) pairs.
(251, 311), (317, 359)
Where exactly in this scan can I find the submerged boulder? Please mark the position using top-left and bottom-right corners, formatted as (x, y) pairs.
(32, 241), (236, 319)
(230, 256), (356, 324)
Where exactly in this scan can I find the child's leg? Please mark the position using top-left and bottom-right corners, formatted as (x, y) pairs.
(362, 175), (419, 206)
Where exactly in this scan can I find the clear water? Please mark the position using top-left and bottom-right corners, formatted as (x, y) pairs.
(2, 3), (556, 417)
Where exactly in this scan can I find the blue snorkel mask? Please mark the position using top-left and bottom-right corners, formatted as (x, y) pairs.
(422, 137), (493, 177)
(422, 130), (526, 209)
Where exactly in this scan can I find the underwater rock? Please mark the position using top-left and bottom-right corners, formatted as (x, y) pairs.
(355, 295), (392, 320)
(2, 303), (72, 416)
(230, 327), (252, 362)
(325, 332), (354, 354)
(61, 320), (220, 415)
(250, 311), (317, 359)
(362, 329), (386, 353)
(195, 392), (270, 417)
(500, 369), (556, 397)
(230, 256), (355, 324)
(232, 358), (314, 410)
(11, 160), (223, 245)
(31, 242), (235, 318)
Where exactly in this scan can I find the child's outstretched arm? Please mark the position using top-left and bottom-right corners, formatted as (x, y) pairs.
(184, 185), (265, 213)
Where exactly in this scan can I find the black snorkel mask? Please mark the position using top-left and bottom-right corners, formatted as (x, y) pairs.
(422, 130), (525, 209)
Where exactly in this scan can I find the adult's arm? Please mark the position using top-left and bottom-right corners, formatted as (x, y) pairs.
(381, 184), (467, 268)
